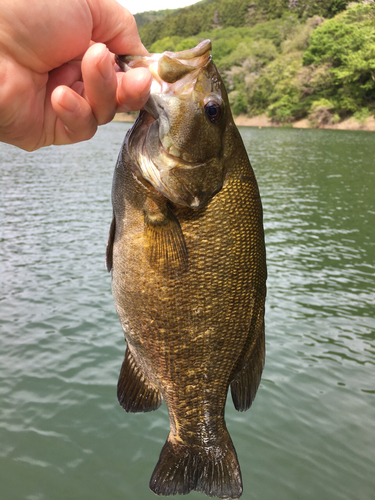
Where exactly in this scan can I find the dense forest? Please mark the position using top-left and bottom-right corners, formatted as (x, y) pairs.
(135, 1), (375, 125)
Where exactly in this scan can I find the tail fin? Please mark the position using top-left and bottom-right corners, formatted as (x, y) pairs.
(149, 432), (242, 499)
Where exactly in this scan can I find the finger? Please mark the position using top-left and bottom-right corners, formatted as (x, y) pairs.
(87, 0), (149, 56)
(48, 61), (82, 88)
(81, 43), (117, 125)
(51, 85), (97, 145)
(116, 68), (152, 112)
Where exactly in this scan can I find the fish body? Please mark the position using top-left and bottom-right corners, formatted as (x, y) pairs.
(106, 40), (267, 499)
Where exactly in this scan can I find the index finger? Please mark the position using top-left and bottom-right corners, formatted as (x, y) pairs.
(87, 0), (149, 56)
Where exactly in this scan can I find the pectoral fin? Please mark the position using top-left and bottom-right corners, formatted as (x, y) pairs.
(105, 213), (116, 272)
(144, 197), (188, 276)
(117, 348), (162, 413)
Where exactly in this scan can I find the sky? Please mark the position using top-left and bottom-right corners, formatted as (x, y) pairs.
(117, 0), (199, 15)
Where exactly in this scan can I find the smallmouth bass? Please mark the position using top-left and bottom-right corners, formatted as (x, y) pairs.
(106, 40), (267, 499)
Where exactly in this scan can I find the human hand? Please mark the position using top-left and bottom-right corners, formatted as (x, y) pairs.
(0, 0), (152, 151)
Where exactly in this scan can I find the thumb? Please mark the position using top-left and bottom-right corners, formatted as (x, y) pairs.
(87, 0), (149, 55)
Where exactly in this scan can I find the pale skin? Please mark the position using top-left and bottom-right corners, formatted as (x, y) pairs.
(0, 0), (152, 151)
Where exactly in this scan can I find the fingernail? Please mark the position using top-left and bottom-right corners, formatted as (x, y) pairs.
(98, 50), (113, 81)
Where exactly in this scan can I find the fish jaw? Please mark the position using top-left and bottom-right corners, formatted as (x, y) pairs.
(119, 40), (232, 209)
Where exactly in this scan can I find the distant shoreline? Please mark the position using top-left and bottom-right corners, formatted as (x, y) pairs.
(114, 112), (375, 132)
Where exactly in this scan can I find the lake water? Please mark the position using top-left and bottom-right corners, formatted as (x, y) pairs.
(1, 123), (374, 500)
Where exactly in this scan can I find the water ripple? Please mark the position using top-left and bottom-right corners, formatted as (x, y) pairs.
(1, 124), (374, 500)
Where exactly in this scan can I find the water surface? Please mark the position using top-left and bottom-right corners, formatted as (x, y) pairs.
(1, 123), (374, 500)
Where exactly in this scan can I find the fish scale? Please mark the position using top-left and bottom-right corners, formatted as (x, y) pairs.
(107, 40), (266, 499)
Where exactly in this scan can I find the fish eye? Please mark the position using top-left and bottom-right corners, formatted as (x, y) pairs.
(204, 101), (221, 123)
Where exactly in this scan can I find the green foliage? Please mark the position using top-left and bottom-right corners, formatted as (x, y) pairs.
(211, 33), (244, 63)
(302, 17), (373, 67)
(147, 16), (300, 63)
(281, 16), (322, 52)
(139, 0), (349, 48)
(302, 3), (375, 115)
(149, 36), (183, 53)
(219, 40), (278, 70)
(228, 90), (249, 115)
(288, 0), (348, 18)
(308, 98), (336, 125)
(139, 1), (216, 47)
(134, 9), (173, 29)
(259, 51), (307, 121)
(353, 106), (371, 122)
(218, 0), (253, 28)
(310, 98), (335, 110)
(139, 1), (375, 123)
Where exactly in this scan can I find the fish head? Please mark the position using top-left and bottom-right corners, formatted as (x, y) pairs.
(119, 40), (232, 209)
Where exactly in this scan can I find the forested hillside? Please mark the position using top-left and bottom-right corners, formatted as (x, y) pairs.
(134, 9), (172, 29)
(135, 1), (375, 125)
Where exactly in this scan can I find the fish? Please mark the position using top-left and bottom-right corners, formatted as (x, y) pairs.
(106, 39), (267, 499)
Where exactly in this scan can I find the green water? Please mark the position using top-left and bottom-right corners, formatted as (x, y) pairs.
(1, 123), (374, 500)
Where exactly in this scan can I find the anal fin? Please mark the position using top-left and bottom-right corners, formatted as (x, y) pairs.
(117, 348), (162, 413)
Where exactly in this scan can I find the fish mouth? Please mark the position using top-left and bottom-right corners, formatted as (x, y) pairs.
(116, 39), (212, 86)
(138, 108), (201, 170)
(143, 99), (185, 166)
(118, 40), (214, 166)
(158, 136), (195, 167)
(129, 110), (216, 208)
